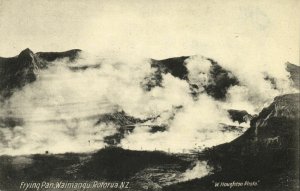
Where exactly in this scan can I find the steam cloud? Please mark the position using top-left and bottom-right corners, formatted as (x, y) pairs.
(0, 52), (297, 155)
(181, 161), (213, 181)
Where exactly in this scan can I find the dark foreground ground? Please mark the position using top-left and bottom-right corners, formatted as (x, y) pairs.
(0, 147), (198, 191)
(0, 145), (298, 191)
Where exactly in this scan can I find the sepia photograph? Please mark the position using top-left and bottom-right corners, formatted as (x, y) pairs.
(0, 0), (299, 190)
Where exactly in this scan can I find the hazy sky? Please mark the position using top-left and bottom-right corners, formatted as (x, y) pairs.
(0, 0), (299, 62)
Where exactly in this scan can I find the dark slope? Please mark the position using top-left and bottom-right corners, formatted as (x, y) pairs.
(0, 49), (38, 99)
(286, 62), (300, 89)
(227, 109), (254, 124)
(164, 93), (299, 191)
(1, 48), (296, 101)
(0, 148), (193, 191)
(151, 56), (190, 80)
(204, 59), (239, 100)
(143, 56), (189, 91)
(35, 49), (81, 62)
(146, 57), (239, 100)
(78, 147), (190, 180)
(0, 48), (81, 99)
(0, 49), (252, 101)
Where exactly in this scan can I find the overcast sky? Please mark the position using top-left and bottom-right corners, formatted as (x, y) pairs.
(0, 0), (298, 64)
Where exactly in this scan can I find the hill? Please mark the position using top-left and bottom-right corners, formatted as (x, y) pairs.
(164, 93), (299, 191)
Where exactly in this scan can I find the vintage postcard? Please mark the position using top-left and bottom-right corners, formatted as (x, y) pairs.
(0, 0), (299, 190)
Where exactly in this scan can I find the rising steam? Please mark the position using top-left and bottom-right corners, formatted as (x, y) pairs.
(0, 52), (297, 155)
